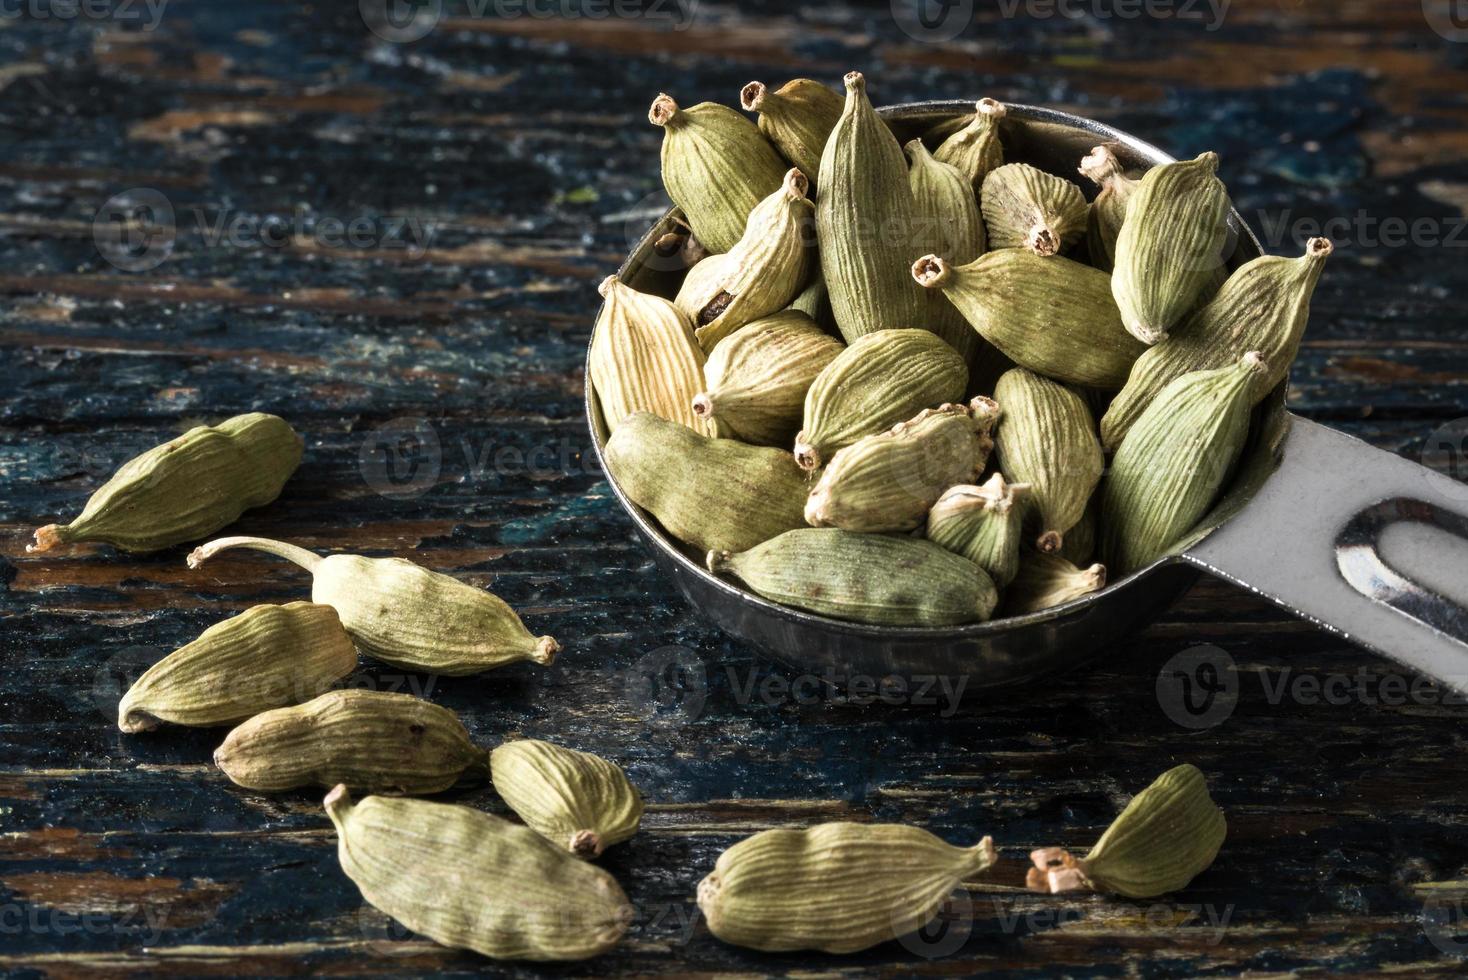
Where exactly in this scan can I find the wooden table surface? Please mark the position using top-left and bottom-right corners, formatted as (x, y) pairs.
(4, 0), (1468, 975)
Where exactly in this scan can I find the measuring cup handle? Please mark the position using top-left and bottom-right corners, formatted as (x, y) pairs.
(1184, 415), (1468, 691)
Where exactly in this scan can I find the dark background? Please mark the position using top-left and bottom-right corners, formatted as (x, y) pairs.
(3, 0), (1468, 975)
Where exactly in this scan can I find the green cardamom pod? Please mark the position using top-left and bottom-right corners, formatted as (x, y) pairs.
(1056, 497), (1098, 566)
(693, 310), (844, 446)
(787, 272), (834, 330)
(1100, 353), (1266, 574)
(912, 251), (1145, 388)
(325, 786), (632, 960)
(805, 400), (998, 533)
(980, 162), (1088, 256)
(1004, 551), (1107, 615)
(1111, 151), (1231, 344)
(906, 138), (989, 369)
(1028, 764), (1225, 899)
(30, 413), (302, 555)
(605, 411), (808, 554)
(697, 822), (997, 954)
(794, 328), (968, 471)
(924, 473), (1030, 588)
(708, 528), (998, 627)
(490, 739), (644, 859)
(740, 78), (843, 187)
(187, 538), (559, 676)
(933, 97), (1007, 191)
(118, 601), (356, 733)
(1078, 145), (1140, 272)
(817, 72), (926, 343)
(992, 368), (1104, 552)
(675, 168), (816, 351)
(649, 93), (786, 254)
(1101, 237), (1333, 451)
(214, 689), (482, 794)
(590, 275), (712, 436)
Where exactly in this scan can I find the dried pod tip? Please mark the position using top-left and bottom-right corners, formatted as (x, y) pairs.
(974, 835), (998, 867)
(1026, 846), (1093, 894)
(706, 550), (734, 574)
(26, 524), (67, 554)
(1083, 563), (1108, 589)
(1195, 150), (1221, 171)
(323, 783), (352, 818)
(648, 93), (679, 128)
(1079, 145), (1123, 184)
(904, 137), (931, 162)
(1036, 530), (1063, 554)
(976, 97), (1006, 119)
(1133, 323), (1168, 345)
(570, 830), (604, 859)
(1027, 225), (1060, 257)
(970, 395), (1002, 431)
(803, 488), (832, 527)
(843, 71), (865, 93)
(534, 636), (560, 666)
(691, 393), (715, 420)
(1306, 236), (1334, 259)
(740, 80), (766, 112)
(911, 254), (951, 289)
(597, 274), (620, 300)
(793, 435), (822, 472)
(1241, 350), (1268, 375)
(781, 168), (809, 201)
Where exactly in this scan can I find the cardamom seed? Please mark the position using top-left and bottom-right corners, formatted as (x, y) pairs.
(1078, 145), (1140, 272)
(214, 689), (483, 794)
(590, 275), (712, 436)
(924, 474), (1030, 588)
(325, 786), (632, 960)
(29, 413), (302, 554)
(605, 411), (809, 554)
(912, 251), (1146, 388)
(1111, 151), (1231, 344)
(692, 310), (844, 446)
(794, 328), (968, 471)
(1101, 237), (1333, 451)
(1004, 551), (1107, 615)
(906, 138), (989, 369)
(740, 78), (843, 188)
(674, 168), (816, 351)
(933, 97), (1007, 191)
(490, 739), (643, 859)
(980, 162), (1088, 256)
(816, 72), (926, 343)
(649, 93), (787, 253)
(118, 601), (356, 733)
(992, 368), (1104, 552)
(1027, 764), (1225, 899)
(697, 822), (996, 954)
(805, 400), (998, 533)
(708, 528), (998, 627)
(187, 538), (559, 676)
(1100, 353), (1266, 574)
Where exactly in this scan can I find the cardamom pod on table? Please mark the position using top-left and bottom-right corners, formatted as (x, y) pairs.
(490, 739), (643, 859)
(590, 274), (712, 436)
(740, 77), (843, 187)
(981, 162), (1089, 256)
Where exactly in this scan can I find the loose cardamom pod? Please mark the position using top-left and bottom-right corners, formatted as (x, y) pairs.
(1004, 551), (1107, 615)
(817, 72), (926, 343)
(118, 601), (356, 733)
(740, 78), (843, 187)
(490, 739), (643, 859)
(907, 138), (989, 368)
(708, 528), (998, 627)
(693, 310), (844, 446)
(992, 368), (1104, 552)
(913, 251), (1146, 388)
(605, 411), (809, 554)
(214, 689), (483, 794)
(649, 93), (787, 254)
(325, 787), (632, 960)
(1100, 353), (1266, 574)
(805, 400), (998, 534)
(1101, 237), (1332, 451)
(697, 822), (997, 954)
(674, 168), (816, 351)
(924, 474), (1030, 588)
(1112, 152), (1231, 344)
(1078, 145), (1140, 272)
(187, 538), (559, 676)
(933, 98), (1007, 191)
(794, 328), (968, 471)
(787, 273), (834, 330)
(1028, 764), (1225, 899)
(980, 162), (1088, 256)
(590, 275), (711, 436)
(29, 413), (302, 554)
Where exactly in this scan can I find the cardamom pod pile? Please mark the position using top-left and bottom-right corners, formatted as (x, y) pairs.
(600, 75), (1334, 625)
